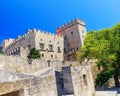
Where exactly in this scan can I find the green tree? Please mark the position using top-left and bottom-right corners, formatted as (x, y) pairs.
(77, 23), (120, 87)
(0, 46), (3, 54)
(28, 48), (41, 59)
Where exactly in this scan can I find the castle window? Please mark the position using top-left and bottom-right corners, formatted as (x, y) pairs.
(58, 47), (61, 52)
(40, 39), (42, 41)
(64, 48), (67, 53)
(83, 74), (87, 86)
(27, 44), (31, 48)
(57, 42), (59, 44)
(71, 32), (73, 35)
(82, 30), (84, 33)
(76, 47), (79, 51)
(50, 40), (51, 43)
(40, 43), (44, 50)
(41, 54), (44, 57)
(49, 45), (53, 51)
(51, 55), (53, 58)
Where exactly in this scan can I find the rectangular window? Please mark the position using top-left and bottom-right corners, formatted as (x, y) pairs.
(51, 55), (53, 58)
(27, 44), (31, 48)
(40, 43), (44, 50)
(71, 32), (73, 35)
(83, 74), (87, 86)
(41, 54), (44, 57)
(82, 30), (84, 33)
(58, 47), (61, 52)
(49, 45), (53, 51)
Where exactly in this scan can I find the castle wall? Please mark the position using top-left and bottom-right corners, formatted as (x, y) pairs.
(3, 30), (36, 56)
(35, 30), (64, 61)
(0, 55), (80, 74)
(62, 66), (95, 96)
(0, 68), (58, 96)
(56, 18), (87, 61)
(3, 29), (64, 61)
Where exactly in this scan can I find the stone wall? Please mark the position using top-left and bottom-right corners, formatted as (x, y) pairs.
(95, 91), (117, 96)
(0, 55), (80, 74)
(0, 68), (58, 96)
(3, 28), (64, 61)
(56, 18), (87, 61)
(62, 66), (95, 96)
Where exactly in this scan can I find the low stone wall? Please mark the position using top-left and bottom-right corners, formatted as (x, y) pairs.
(0, 68), (58, 96)
(0, 55), (80, 74)
(95, 91), (117, 96)
(62, 66), (95, 96)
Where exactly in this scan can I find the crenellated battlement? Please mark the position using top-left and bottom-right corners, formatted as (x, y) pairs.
(56, 18), (86, 33)
(3, 28), (64, 51)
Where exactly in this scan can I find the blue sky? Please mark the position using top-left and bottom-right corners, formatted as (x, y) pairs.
(0, 0), (120, 45)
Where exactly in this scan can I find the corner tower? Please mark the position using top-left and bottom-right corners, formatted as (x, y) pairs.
(56, 18), (87, 61)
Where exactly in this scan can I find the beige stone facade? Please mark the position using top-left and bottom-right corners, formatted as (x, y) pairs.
(56, 18), (87, 61)
(3, 29), (64, 61)
(2, 18), (87, 61)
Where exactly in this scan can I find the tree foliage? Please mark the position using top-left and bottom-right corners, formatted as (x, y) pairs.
(77, 23), (120, 87)
(28, 48), (41, 59)
(0, 46), (3, 54)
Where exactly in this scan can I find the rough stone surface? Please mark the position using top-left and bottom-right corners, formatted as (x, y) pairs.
(95, 91), (117, 96)
(0, 68), (58, 96)
(0, 54), (80, 74)
(62, 66), (95, 96)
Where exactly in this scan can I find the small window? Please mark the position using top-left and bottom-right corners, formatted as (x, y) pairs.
(50, 40), (51, 43)
(83, 74), (87, 86)
(57, 42), (59, 44)
(40, 39), (42, 41)
(82, 30), (84, 33)
(27, 44), (31, 48)
(58, 47), (61, 52)
(71, 32), (73, 35)
(76, 47), (79, 51)
(51, 55), (53, 58)
(49, 45), (53, 51)
(40, 43), (44, 50)
(41, 54), (44, 57)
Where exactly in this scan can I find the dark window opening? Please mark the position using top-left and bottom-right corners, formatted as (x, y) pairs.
(58, 47), (61, 52)
(71, 32), (73, 35)
(27, 44), (31, 48)
(51, 55), (53, 58)
(64, 48), (67, 53)
(49, 45), (53, 51)
(39, 43), (44, 50)
(82, 30), (84, 33)
(83, 74), (87, 86)
(41, 54), (44, 57)
(76, 47), (79, 51)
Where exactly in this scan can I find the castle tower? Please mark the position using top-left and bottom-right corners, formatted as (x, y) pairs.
(56, 18), (87, 61)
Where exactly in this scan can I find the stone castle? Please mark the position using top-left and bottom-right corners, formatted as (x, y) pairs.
(0, 18), (119, 96)
(2, 18), (86, 61)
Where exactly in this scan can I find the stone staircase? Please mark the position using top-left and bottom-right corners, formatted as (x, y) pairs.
(55, 71), (66, 96)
